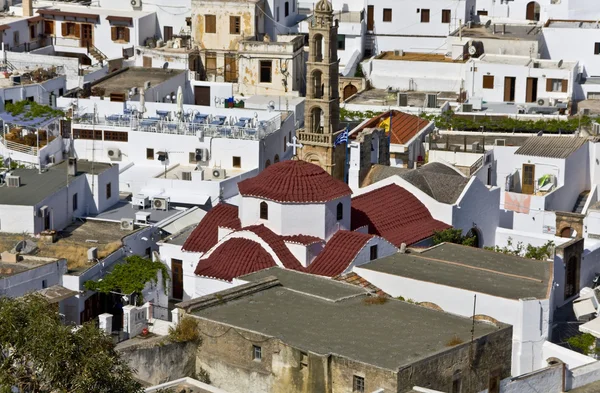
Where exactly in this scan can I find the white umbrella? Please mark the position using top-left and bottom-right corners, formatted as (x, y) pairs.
(176, 86), (183, 120)
(139, 87), (146, 115)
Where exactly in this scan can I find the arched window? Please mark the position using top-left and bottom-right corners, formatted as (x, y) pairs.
(312, 70), (323, 99)
(526, 1), (540, 21)
(311, 107), (323, 133)
(283, 136), (287, 151)
(260, 201), (268, 220)
(265, 159), (271, 168)
(313, 34), (323, 62)
(284, 1), (289, 17)
(336, 202), (343, 220)
(274, 154), (280, 163)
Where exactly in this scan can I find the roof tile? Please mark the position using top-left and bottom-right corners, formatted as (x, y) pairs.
(308, 231), (374, 277)
(356, 110), (431, 145)
(182, 203), (241, 253)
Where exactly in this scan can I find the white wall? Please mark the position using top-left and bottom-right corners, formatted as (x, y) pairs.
(0, 204), (34, 233)
(0, 258), (67, 298)
(344, 236), (396, 273)
(158, 241), (203, 301)
(453, 178), (500, 247)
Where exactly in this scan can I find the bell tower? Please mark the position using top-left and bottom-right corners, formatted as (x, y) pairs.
(297, 0), (345, 180)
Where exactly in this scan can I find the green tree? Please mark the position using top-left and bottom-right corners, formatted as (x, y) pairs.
(432, 228), (476, 247)
(567, 333), (598, 356)
(0, 294), (143, 393)
(484, 237), (555, 261)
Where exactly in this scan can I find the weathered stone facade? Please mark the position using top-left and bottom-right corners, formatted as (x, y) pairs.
(555, 211), (584, 239)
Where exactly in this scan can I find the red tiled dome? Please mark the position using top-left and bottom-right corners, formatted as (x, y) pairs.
(238, 160), (352, 203)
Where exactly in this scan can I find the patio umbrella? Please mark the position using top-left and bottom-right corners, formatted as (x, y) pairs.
(176, 86), (183, 120)
(139, 87), (146, 115)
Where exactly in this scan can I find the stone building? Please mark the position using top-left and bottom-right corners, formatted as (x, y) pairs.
(297, 0), (345, 180)
(177, 270), (513, 393)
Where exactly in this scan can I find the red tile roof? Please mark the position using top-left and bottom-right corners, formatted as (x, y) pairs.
(357, 110), (430, 145)
(307, 231), (374, 277)
(194, 238), (276, 281)
(238, 160), (352, 203)
(281, 234), (323, 245)
(334, 272), (389, 297)
(243, 225), (305, 271)
(351, 184), (450, 247)
(181, 203), (241, 253)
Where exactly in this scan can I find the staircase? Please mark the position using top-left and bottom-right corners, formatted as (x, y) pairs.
(0, 60), (16, 73)
(572, 190), (590, 214)
(88, 45), (107, 63)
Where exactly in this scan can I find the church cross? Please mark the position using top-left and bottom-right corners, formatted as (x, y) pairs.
(287, 136), (303, 156)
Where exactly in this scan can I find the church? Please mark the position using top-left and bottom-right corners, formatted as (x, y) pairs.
(158, 160), (451, 299)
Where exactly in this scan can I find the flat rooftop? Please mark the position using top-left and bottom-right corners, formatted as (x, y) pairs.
(476, 54), (576, 69)
(360, 243), (552, 300)
(0, 255), (59, 278)
(377, 51), (466, 63)
(0, 160), (113, 206)
(545, 20), (600, 29)
(452, 23), (542, 40)
(239, 267), (369, 301)
(89, 198), (182, 223)
(162, 224), (197, 246)
(164, 165), (246, 181)
(93, 67), (184, 97)
(190, 276), (504, 370)
(346, 88), (459, 107)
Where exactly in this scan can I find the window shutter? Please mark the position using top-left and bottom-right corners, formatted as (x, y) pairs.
(230, 16), (235, 34)
(124, 27), (130, 42)
(61, 22), (67, 37)
(111, 26), (117, 41)
(562, 79), (568, 92)
(546, 78), (553, 92)
(74, 23), (81, 38)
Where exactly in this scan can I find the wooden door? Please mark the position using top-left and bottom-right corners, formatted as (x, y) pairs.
(343, 84), (358, 100)
(526, 77), (538, 103)
(164, 26), (173, 42)
(171, 259), (183, 300)
(522, 164), (535, 195)
(564, 255), (580, 299)
(503, 77), (515, 102)
(143, 56), (152, 68)
(367, 6), (374, 31)
(80, 24), (93, 48)
(526, 2), (539, 21)
(194, 85), (211, 106)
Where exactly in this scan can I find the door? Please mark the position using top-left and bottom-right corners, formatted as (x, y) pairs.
(526, 2), (540, 21)
(522, 164), (535, 195)
(367, 5), (374, 31)
(565, 255), (580, 299)
(163, 26), (173, 42)
(526, 77), (538, 103)
(80, 24), (93, 48)
(503, 77), (516, 102)
(171, 259), (183, 300)
(343, 84), (358, 100)
(194, 85), (211, 106)
(143, 56), (152, 68)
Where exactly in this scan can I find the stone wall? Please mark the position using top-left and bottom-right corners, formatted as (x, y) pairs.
(117, 336), (197, 385)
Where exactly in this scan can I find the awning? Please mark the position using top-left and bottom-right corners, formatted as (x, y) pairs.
(38, 285), (78, 304)
(574, 298), (597, 321)
(580, 317), (600, 338)
(0, 111), (61, 128)
(37, 9), (100, 22)
(27, 16), (44, 24)
(0, 25), (11, 32)
(106, 15), (133, 25)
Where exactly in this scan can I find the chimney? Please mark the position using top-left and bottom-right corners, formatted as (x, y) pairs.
(67, 157), (77, 176)
(22, 0), (33, 17)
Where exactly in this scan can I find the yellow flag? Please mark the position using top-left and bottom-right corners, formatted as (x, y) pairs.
(378, 116), (390, 132)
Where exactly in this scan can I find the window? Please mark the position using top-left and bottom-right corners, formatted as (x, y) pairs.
(260, 201), (268, 219)
(29, 24), (36, 40)
(186, 17), (192, 27)
(253, 345), (262, 361)
(452, 378), (462, 393)
(189, 152), (197, 163)
(205, 52), (217, 75)
(337, 34), (345, 50)
(163, 26), (173, 41)
(13, 31), (19, 45)
(146, 148), (154, 160)
(477, 10), (488, 16)
(73, 129), (101, 140)
(230, 16), (241, 34)
(42, 279), (47, 289)
(44, 20), (54, 35)
(205, 15), (216, 33)
(283, 136), (287, 151)
(274, 154), (280, 163)
(336, 202), (343, 220)
(420, 9), (430, 23)
(104, 131), (128, 141)
(224, 53), (238, 82)
(111, 26), (130, 42)
(72, 193), (78, 211)
(63, 22), (77, 37)
(276, 7), (280, 22)
(442, 9), (451, 23)
(483, 75), (494, 89)
(233, 156), (241, 168)
(488, 369), (501, 393)
(106, 183), (112, 200)
(382, 8), (392, 22)
(265, 159), (271, 167)
(292, 0), (295, 12)
(369, 245), (378, 260)
(260, 60), (272, 83)
(546, 78), (562, 92)
(285, 1), (289, 17)
(353, 375), (365, 393)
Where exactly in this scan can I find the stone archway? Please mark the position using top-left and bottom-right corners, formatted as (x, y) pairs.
(343, 83), (358, 100)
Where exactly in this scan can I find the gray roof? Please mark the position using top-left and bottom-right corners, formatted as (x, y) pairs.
(360, 243), (552, 300)
(514, 136), (588, 159)
(0, 160), (112, 206)
(239, 267), (369, 301)
(191, 277), (503, 370)
(400, 163), (470, 204)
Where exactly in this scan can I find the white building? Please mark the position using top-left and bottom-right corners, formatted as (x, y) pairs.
(353, 242), (554, 376)
(475, 0), (600, 23)
(0, 159), (119, 234)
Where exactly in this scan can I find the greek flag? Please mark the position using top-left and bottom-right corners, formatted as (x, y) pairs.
(334, 127), (349, 146)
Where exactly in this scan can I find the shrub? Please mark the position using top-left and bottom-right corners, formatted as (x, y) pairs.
(445, 335), (464, 347)
(363, 296), (388, 305)
(567, 333), (598, 356)
(168, 315), (201, 343)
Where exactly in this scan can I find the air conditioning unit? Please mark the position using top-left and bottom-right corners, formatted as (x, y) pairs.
(6, 175), (20, 188)
(129, 87), (138, 96)
(196, 147), (209, 162)
(495, 139), (506, 146)
(394, 49), (404, 57)
(211, 168), (227, 179)
(537, 98), (547, 106)
(462, 103), (473, 112)
(87, 247), (98, 262)
(144, 81), (151, 89)
(397, 93), (408, 106)
(132, 194), (149, 209)
(107, 148), (121, 160)
(130, 0), (141, 8)
(38, 205), (48, 218)
(425, 93), (438, 108)
(533, 62), (540, 69)
(181, 171), (192, 181)
(48, 155), (56, 165)
(593, 122), (600, 135)
(120, 218), (134, 230)
(153, 197), (169, 211)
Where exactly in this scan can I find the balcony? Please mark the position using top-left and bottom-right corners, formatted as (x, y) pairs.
(297, 131), (332, 147)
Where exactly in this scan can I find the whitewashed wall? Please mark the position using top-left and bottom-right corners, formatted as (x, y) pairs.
(158, 241), (203, 301)
(0, 258), (67, 298)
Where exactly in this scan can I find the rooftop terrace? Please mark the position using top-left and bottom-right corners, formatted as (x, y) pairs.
(345, 88), (459, 107)
(0, 255), (60, 278)
(92, 67), (184, 97)
(452, 23), (542, 40)
(377, 51), (466, 63)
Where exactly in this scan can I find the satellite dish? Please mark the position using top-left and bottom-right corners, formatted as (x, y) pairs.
(557, 59), (563, 68)
(163, 62), (169, 69)
(485, 20), (492, 28)
(468, 45), (478, 56)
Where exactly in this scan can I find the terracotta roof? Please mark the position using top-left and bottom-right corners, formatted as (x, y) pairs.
(243, 225), (305, 271)
(238, 160), (352, 203)
(281, 234), (323, 245)
(181, 203), (240, 253)
(351, 184), (450, 246)
(194, 238), (276, 281)
(334, 272), (389, 297)
(308, 231), (374, 277)
(356, 110), (431, 145)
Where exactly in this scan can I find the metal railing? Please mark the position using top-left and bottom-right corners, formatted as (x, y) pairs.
(1, 138), (39, 156)
(468, 156), (484, 176)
